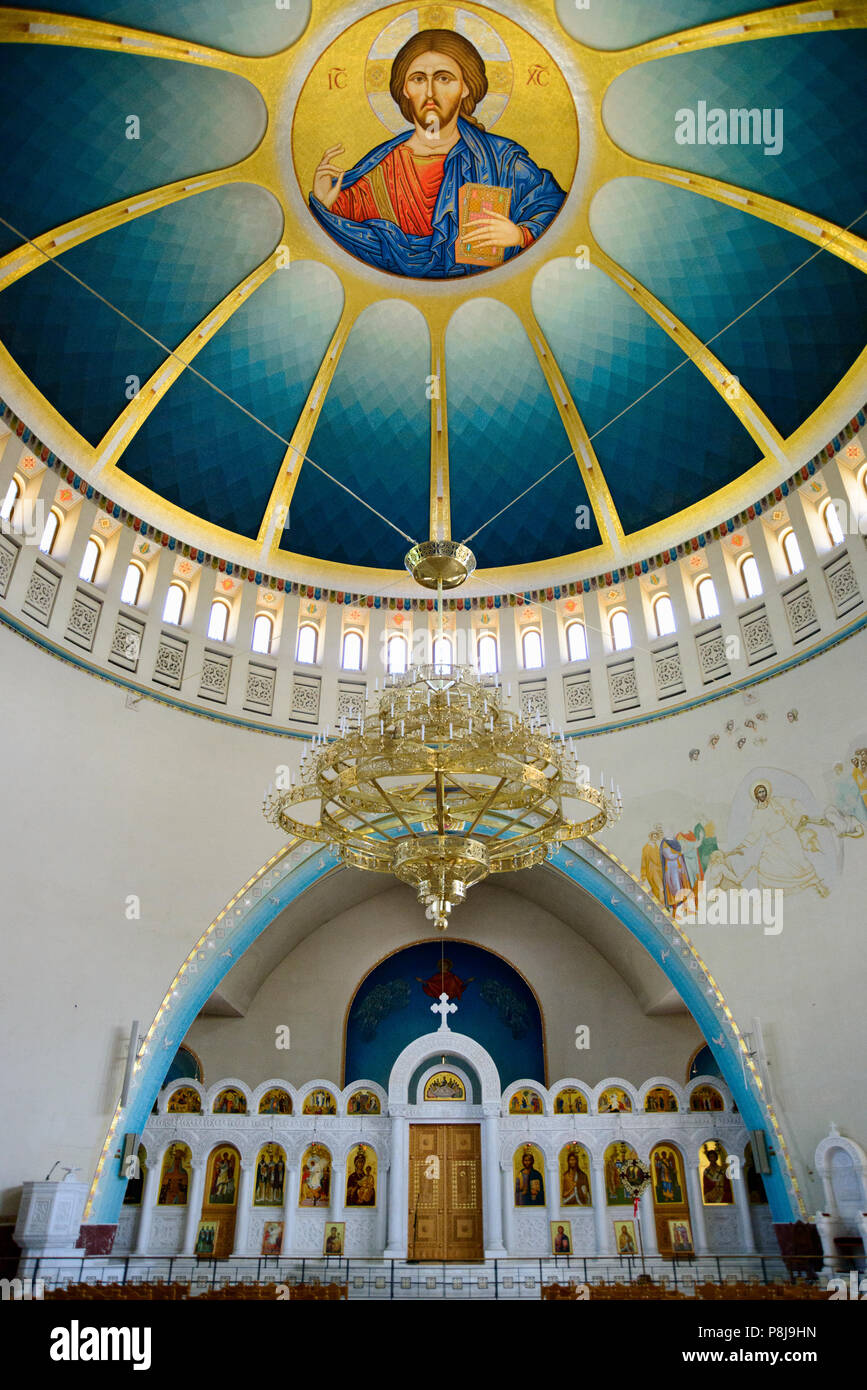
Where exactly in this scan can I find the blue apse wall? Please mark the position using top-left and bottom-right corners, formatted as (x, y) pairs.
(345, 941), (545, 1091)
(88, 840), (797, 1225)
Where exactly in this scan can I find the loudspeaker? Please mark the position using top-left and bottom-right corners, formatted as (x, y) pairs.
(749, 1128), (772, 1174)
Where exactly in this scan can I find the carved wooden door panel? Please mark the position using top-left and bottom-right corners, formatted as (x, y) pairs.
(408, 1124), (483, 1261)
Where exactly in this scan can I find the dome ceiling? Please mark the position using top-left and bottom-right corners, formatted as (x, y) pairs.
(0, 0), (864, 589)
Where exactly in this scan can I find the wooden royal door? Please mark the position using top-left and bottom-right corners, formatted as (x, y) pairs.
(408, 1123), (484, 1261)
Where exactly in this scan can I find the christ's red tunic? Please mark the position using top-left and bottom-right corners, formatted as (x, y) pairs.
(332, 143), (534, 245)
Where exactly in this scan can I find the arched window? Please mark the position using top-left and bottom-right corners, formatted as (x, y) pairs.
(739, 554), (763, 599)
(433, 634), (452, 670)
(163, 581), (186, 626)
(477, 632), (498, 674)
(822, 498), (845, 548)
(342, 629), (363, 670)
(207, 599), (230, 642)
(522, 628), (543, 669)
(780, 528), (804, 576)
(0, 477), (21, 523)
(78, 537), (102, 583)
(120, 561), (144, 607)
(610, 608), (631, 651)
(696, 575), (720, 620)
(296, 622), (318, 664)
(252, 613), (273, 655)
(387, 632), (407, 675)
(38, 506), (62, 555)
(652, 593), (676, 637)
(566, 620), (587, 663)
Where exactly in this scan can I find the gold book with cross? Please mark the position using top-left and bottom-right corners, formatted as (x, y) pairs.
(455, 182), (512, 267)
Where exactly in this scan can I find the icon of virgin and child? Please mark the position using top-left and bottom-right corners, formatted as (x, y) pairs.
(309, 28), (566, 278)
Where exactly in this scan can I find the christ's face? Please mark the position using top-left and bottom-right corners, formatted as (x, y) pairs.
(754, 785), (768, 804)
(403, 51), (469, 130)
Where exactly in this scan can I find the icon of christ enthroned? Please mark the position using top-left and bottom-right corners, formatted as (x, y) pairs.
(308, 28), (566, 278)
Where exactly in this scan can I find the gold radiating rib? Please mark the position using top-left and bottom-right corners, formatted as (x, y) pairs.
(588, 236), (788, 464)
(627, 163), (867, 274)
(0, 8), (239, 70)
(0, 170), (236, 295)
(618, 1), (859, 67)
(256, 291), (361, 560)
(517, 295), (624, 551)
(429, 321), (451, 543)
(93, 252), (280, 482)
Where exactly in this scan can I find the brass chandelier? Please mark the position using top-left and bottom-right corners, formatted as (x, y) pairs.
(264, 542), (621, 931)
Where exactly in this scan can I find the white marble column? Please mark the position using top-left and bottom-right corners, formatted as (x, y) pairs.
(545, 1145), (562, 1254)
(483, 1106), (506, 1254)
(180, 1165), (206, 1256)
(282, 1163), (299, 1256)
(231, 1161), (255, 1255)
(685, 1163), (709, 1255)
(384, 1109), (408, 1258)
(591, 1156), (611, 1255)
(732, 1169), (757, 1252)
(501, 1162), (513, 1256)
(328, 1154), (345, 1258)
(133, 1161), (162, 1255)
(639, 1186), (660, 1257)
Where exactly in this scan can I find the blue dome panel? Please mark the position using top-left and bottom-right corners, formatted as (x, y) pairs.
(533, 261), (761, 535)
(557, 0), (765, 50)
(287, 301), (431, 568)
(20, 0), (311, 56)
(591, 178), (867, 441)
(446, 299), (600, 563)
(0, 45), (266, 254)
(117, 261), (344, 538)
(603, 33), (867, 230)
(0, 185), (283, 445)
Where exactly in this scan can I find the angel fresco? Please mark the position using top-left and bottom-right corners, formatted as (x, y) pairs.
(307, 27), (566, 279)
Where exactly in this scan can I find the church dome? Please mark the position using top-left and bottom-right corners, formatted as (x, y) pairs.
(0, 1), (863, 594)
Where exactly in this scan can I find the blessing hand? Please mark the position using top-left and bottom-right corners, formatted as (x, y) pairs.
(312, 145), (346, 210)
(464, 211), (524, 249)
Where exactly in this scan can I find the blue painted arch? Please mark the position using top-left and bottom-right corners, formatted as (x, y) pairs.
(87, 838), (799, 1225)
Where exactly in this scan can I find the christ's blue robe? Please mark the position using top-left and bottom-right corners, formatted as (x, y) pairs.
(308, 117), (567, 278)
